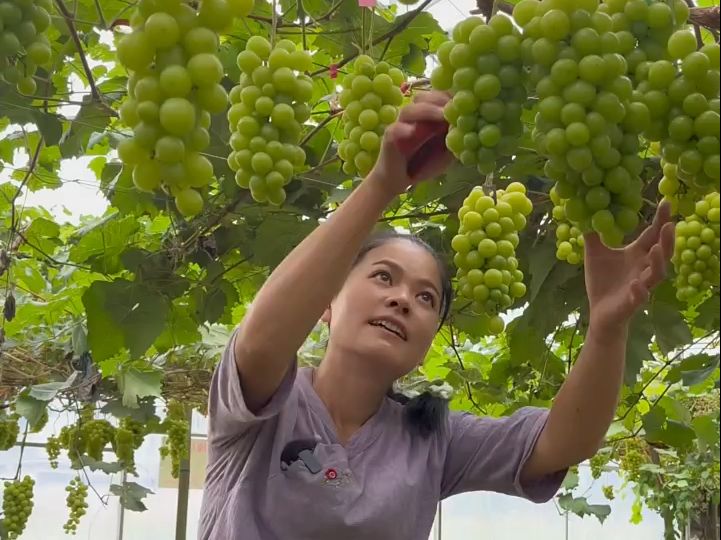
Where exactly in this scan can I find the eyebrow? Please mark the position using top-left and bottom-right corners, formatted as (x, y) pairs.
(371, 259), (442, 299)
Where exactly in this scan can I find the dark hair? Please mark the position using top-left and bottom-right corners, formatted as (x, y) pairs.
(354, 230), (453, 438)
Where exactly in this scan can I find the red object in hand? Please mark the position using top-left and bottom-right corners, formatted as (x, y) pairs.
(400, 82), (410, 95)
(325, 468), (338, 480)
(393, 121), (448, 157)
(393, 120), (449, 178)
(329, 64), (338, 79)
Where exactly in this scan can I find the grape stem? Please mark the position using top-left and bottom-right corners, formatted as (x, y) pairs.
(8, 137), (43, 251)
(299, 110), (343, 147)
(445, 324), (487, 415)
(53, 0), (116, 117)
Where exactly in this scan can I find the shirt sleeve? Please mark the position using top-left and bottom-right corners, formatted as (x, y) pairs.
(207, 326), (298, 448)
(440, 407), (566, 503)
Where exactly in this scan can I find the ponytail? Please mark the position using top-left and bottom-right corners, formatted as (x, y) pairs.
(388, 390), (449, 438)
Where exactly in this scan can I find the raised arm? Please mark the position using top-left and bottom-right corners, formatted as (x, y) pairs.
(235, 92), (452, 412)
(521, 203), (675, 481)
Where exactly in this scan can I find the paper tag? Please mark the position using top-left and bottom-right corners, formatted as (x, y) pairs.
(358, 0), (377, 6)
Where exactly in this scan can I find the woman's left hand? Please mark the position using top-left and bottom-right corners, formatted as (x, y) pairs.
(584, 202), (676, 332)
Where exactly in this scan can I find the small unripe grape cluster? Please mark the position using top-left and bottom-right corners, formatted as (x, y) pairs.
(430, 15), (525, 175)
(228, 36), (312, 205)
(452, 182), (532, 334)
(338, 55), (405, 177)
(46, 434), (61, 469)
(63, 477), (88, 535)
(0, 413), (19, 451)
(83, 419), (115, 461)
(0, 0), (52, 95)
(618, 437), (649, 483)
(658, 160), (700, 217)
(514, 0), (647, 247)
(550, 185), (585, 264)
(116, 0), (252, 217)
(1, 475), (34, 539)
(160, 400), (189, 479)
(673, 191), (720, 302)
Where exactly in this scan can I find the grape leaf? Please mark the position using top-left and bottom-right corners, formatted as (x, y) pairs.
(558, 493), (611, 524)
(118, 367), (163, 408)
(625, 311), (654, 386)
(14, 392), (47, 428)
(650, 295), (692, 355)
(110, 482), (154, 512)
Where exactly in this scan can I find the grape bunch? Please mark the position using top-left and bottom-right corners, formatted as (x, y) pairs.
(602, 485), (615, 500)
(514, 0), (647, 247)
(617, 437), (649, 482)
(589, 451), (610, 479)
(160, 401), (189, 478)
(0, 0), (52, 95)
(116, 0), (252, 217)
(452, 182), (532, 334)
(673, 191), (720, 302)
(1, 475), (34, 539)
(430, 15), (525, 174)
(46, 434), (61, 469)
(63, 477), (88, 535)
(58, 424), (87, 469)
(0, 413), (19, 451)
(550, 185), (585, 264)
(114, 428), (137, 473)
(338, 55), (405, 177)
(227, 36), (313, 205)
(83, 419), (115, 461)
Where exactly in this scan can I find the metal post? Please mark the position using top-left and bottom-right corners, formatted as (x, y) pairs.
(174, 408), (193, 540)
(117, 469), (126, 540)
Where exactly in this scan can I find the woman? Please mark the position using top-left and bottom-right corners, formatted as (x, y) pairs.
(198, 92), (675, 540)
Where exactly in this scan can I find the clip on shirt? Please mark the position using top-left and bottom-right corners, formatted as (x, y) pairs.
(280, 438), (322, 474)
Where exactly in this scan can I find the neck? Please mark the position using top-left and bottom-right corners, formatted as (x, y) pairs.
(313, 348), (390, 444)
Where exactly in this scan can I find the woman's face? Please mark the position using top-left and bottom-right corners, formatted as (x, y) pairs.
(323, 239), (444, 380)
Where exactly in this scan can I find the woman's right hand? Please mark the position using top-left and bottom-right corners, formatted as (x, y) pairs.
(366, 91), (454, 198)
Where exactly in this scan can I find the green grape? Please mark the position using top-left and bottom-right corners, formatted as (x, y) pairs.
(431, 16), (525, 174)
(63, 477), (88, 535)
(0, 0), (51, 94)
(114, 1), (248, 215)
(589, 451), (610, 479)
(228, 39), (311, 202)
(340, 55), (404, 177)
(618, 437), (649, 482)
(81, 419), (115, 461)
(551, 187), (585, 265)
(673, 191), (721, 301)
(1, 475), (35, 538)
(0, 413), (19, 450)
(451, 183), (532, 333)
(46, 434), (61, 469)
(602, 485), (615, 500)
(160, 400), (190, 479)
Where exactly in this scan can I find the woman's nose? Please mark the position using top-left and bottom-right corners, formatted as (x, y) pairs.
(387, 295), (410, 314)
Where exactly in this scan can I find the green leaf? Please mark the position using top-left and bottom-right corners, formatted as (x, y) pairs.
(650, 295), (692, 355)
(642, 406), (667, 440)
(561, 469), (579, 490)
(72, 324), (88, 355)
(31, 111), (63, 147)
(661, 419), (697, 449)
(526, 235), (558, 303)
(666, 353), (720, 386)
(83, 280), (169, 360)
(110, 482), (154, 512)
(60, 100), (114, 157)
(69, 214), (140, 273)
(252, 213), (316, 268)
(28, 374), (76, 401)
(694, 294), (720, 331)
(558, 493), (611, 524)
(625, 311), (654, 386)
(692, 414), (718, 449)
(14, 392), (46, 428)
(81, 456), (125, 474)
(118, 367), (163, 408)
(101, 398), (159, 423)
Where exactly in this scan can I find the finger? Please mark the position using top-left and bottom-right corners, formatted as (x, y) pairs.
(660, 221), (675, 260)
(408, 134), (454, 180)
(390, 120), (448, 157)
(413, 90), (451, 107)
(630, 278), (650, 307)
(634, 200), (673, 251)
(398, 101), (446, 123)
(583, 231), (607, 256)
(641, 243), (667, 288)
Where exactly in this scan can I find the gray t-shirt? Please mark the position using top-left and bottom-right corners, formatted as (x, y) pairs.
(199, 332), (566, 540)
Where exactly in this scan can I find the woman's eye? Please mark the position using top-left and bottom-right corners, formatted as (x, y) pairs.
(374, 271), (391, 283)
(419, 292), (435, 305)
